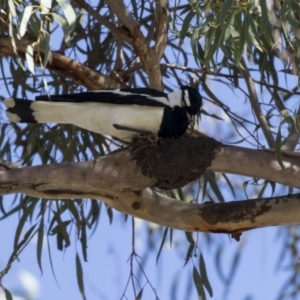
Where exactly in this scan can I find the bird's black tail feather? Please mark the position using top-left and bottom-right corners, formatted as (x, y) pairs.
(4, 98), (37, 123)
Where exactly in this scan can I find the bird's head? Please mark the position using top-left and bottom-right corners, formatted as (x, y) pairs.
(179, 85), (202, 116)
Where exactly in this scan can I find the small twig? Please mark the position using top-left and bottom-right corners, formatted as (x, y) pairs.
(130, 217), (137, 297)
(163, 63), (300, 95)
(240, 58), (275, 148)
(74, 0), (132, 43)
(163, 55), (183, 87)
(0, 35), (124, 89)
(281, 105), (300, 150)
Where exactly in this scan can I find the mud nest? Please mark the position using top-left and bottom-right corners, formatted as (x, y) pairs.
(129, 135), (221, 189)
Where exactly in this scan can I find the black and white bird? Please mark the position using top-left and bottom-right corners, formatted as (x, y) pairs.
(4, 86), (202, 142)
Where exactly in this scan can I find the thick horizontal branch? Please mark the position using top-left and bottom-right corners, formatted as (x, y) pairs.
(1, 136), (300, 192)
(1, 168), (300, 233)
(0, 35), (125, 89)
(1, 137), (300, 233)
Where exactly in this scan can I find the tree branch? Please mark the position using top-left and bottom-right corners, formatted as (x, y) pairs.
(2, 137), (300, 233)
(1, 137), (300, 192)
(103, 0), (164, 90)
(104, 0), (139, 33)
(240, 58), (275, 148)
(281, 104), (300, 150)
(163, 63), (300, 95)
(1, 157), (300, 233)
(154, 2), (168, 60)
(0, 35), (125, 89)
(74, 0), (133, 44)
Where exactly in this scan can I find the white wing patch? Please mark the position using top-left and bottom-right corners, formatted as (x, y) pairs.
(184, 89), (191, 107)
(6, 112), (21, 122)
(90, 89), (170, 106)
(167, 88), (183, 107)
(4, 98), (16, 108)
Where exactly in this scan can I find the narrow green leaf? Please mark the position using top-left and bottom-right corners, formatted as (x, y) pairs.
(80, 220), (88, 262)
(8, 14), (18, 57)
(269, 181), (276, 196)
(8, 0), (17, 17)
(56, 232), (63, 251)
(76, 253), (87, 300)
(184, 243), (194, 267)
(221, 173), (235, 198)
(4, 288), (13, 300)
(25, 44), (35, 74)
(13, 201), (36, 251)
(169, 228), (173, 248)
(227, 247), (242, 284)
(219, 0), (235, 25)
(20, 6), (33, 37)
(215, 245), (227, 284)
(28, 12), (41, 38)
(106, 206), (113, 224)
(259, 0), (274, 45)
(205, 173), (225, 202)
(46, 234), (60, 288)
(181, 10), (195, 39)
(236, 13), (246, 62)
(156, 227), (168, 264)
(56, 0), (76, 32)
(131, 0), (138, 19)
(185, 231), (195, 244)
(89, 200), (100, 229)
(275, 128), (285, 169)
(17, 224), (37, 251)
(37, 217), (44, 274)
(40, 32), (51, 67)
(199, 254), (213, 297)
(52, 12), (68, 34)
(193, 266), (206, 300)
(0, 200), (28, 221)
(40, 0), (52, 14)
(247, 13), (263, 51)
(135, 288), (144, 300)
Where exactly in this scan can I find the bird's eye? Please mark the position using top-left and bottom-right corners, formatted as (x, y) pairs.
(181, 100), (187, 107)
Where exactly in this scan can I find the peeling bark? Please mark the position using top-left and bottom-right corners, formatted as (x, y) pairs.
(1, 136), (300, 233)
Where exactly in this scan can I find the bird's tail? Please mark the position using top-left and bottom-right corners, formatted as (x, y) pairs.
(4, 98), (71, 124)
(4, 98), (37, 123)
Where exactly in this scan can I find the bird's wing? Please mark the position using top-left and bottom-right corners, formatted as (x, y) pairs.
(113, 124), (152, 134)
(36, 88), (170, 107)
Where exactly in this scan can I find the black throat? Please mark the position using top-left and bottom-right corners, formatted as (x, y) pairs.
(158, 107), (189, 139)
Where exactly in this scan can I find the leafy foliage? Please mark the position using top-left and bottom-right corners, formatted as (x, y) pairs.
(0, 0), (300, 299)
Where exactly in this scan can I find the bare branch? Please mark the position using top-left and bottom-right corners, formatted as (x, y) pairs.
(103, 0), (163, 89)
(0, 35), (125, 89)
(164, 63), (300, 95)
(1, 136), (300, 232)
(240, 58), (275, 148)
(2, 136), (300, 192)
(74, 0), (133, 44)
(154, 3), (168, 60)
(105, 0), (139, 33)
(1, 159), (300, 233)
